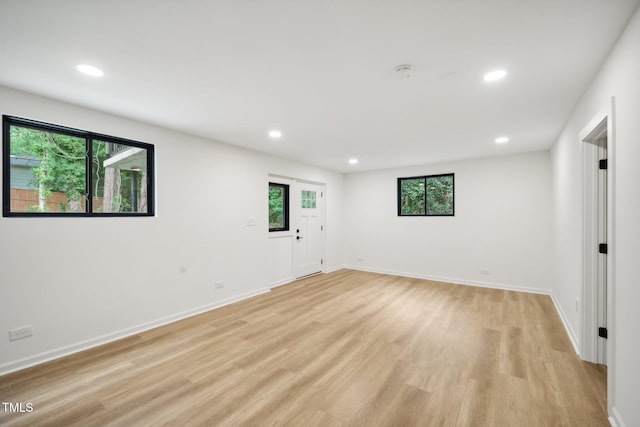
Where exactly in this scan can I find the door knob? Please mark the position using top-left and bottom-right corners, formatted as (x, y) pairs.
(297, 236), (304, 240)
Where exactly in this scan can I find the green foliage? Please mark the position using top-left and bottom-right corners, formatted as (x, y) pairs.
(10, 126), (86, 210)
(400, 175), (453, 216)
(269, 185), (284, 228)
(92, 141), (133, 213)
(400, 178), (425, 215)
(426, 175), (454, 215)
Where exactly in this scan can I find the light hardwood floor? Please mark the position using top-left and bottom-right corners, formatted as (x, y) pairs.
(0, 269), (607, 426)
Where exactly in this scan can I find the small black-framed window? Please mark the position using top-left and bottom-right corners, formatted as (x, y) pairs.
(398, 173), (454, 216)
(3, 115), (155, 217)
(268, 182), (289, 231)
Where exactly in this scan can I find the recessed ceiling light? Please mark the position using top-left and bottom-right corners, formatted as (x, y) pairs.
(348, 158), (358, 165)
(268, 130), (282, 138)
(483, 69), (507, 82)
(76, 64), (104, 77)
(495, 136), (509, 144)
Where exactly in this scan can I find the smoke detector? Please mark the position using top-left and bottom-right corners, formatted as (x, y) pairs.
(393, 64), (413, 80)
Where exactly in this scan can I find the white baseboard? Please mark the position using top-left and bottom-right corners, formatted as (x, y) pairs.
(549, 291), (580, 356)
(269, 277), (294, 288)
(344, 265), (550, 295)
(609, 406), (626, 427)
(324, 264), (344, 274)
(0, 287), (270, 376)
(269, 265), (344, 289)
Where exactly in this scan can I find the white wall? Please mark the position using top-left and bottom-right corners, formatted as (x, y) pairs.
(551, 6), (640, 426)
(344, 151), (553, 294)
(0, 86), (344, 373)
(3, 8), (639, 420)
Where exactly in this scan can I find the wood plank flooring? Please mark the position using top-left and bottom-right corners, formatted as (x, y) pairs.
(0, 269), (607, 426)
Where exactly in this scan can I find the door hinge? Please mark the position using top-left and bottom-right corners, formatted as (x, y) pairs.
(599, 159), (608, 170)
(321, 225), (323, 231)
(321, 192), (323, 197)
(598, 327), (608, 339)
(599, 243), (608, 254)
(321, 259), (323, 265)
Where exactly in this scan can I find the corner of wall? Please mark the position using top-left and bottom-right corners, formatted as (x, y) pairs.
(550, 290), (580, 356)
(609, 406), (627, 427)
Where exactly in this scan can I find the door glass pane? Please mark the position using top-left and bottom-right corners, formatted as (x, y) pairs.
(301, 190), (316, 209)
(92, 140), (149, 213)
(8, 125), (86, 213)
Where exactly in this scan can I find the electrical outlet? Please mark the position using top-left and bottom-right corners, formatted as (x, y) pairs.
(481, 269), (491, 275)
(214, 281), (224, 289)
(9, 325), (33, 341)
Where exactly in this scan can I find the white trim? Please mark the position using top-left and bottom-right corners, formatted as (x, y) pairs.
(344, 265), (549, 295)
(550, 291), (581, 356)
(267, 174), (295, 185)
(607, 97), (616, 416)
(269, 265), (343, 289)
(580, 108), (609, 364)
(269, 277), (294, 288)
(0, 287), (270, 376)
(581, 138), (599, 363)
(324, 265), (344, 274)
(609, 406), (626, 427)
(579, 110), (608, 142)
(578, 98), (616, 417)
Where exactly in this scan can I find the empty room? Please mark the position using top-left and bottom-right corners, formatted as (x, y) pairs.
(1, 1), (640, 426)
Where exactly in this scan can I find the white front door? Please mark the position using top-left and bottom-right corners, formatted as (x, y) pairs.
(293, 182), (323, 278)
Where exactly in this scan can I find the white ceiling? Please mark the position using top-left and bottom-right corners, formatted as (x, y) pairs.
(1, 1), (638, 173)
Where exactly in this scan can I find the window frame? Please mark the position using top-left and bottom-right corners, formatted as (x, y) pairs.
(397, 173), (455, 217)
(268, 182), (290, 232)
(2, 115), (155, 217)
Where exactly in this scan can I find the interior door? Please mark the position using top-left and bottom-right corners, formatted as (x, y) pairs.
(293, 182), (323, 278)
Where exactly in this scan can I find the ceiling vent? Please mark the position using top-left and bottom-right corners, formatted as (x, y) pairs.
(393, 64), (413, 80)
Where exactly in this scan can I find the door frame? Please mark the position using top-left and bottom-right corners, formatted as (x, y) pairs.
(580, 113), (606, 364)
(579, 98), (615, 411)
(267, 174), (326, 285)
(292, 179), (326, 279)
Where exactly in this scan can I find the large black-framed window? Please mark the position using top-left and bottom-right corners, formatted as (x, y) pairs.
(268, 182), (289, 232)
(3, 115), (155, 217)
(397, 173), (454, 216)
